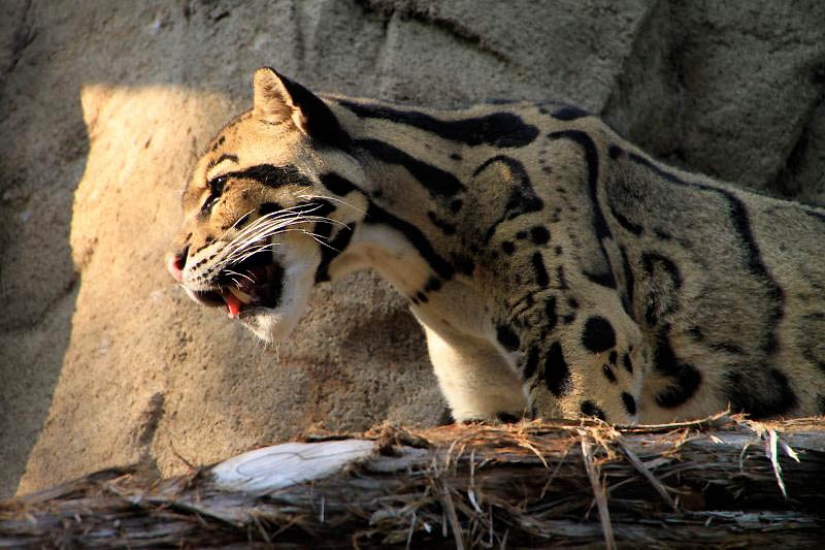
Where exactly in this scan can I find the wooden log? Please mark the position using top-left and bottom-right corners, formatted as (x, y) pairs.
(2, 415), (824, 548)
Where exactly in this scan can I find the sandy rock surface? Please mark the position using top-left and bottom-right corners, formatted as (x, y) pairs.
(1, 0), (823, 498)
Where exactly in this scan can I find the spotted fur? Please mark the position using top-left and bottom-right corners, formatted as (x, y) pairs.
(167, 68), (825, 424)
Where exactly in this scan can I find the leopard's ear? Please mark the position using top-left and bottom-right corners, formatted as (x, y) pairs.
(252, 67), (350, 148)
(252, 67), (295, 122)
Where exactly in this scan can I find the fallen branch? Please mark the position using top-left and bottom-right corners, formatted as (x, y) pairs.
(2, 415), (824, 548)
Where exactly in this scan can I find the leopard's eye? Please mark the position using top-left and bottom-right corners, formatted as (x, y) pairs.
(201, 175), (227, 214)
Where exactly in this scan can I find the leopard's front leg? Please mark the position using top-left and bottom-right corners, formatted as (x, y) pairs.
(520, 287), (645, 424)
(422, 324), (529, 423)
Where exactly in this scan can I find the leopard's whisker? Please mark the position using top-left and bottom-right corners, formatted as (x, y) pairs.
(297, 193), (368, 216)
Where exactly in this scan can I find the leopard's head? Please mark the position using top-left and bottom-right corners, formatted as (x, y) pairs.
(166, 68), (368, 342)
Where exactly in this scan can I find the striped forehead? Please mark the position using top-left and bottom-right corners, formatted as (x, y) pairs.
(205, 118), (305, 171)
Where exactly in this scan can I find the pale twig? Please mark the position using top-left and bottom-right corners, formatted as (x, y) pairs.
(615, 435), (679, 512)
(580, 433), (616, 550)
(440, 480), (465, 550)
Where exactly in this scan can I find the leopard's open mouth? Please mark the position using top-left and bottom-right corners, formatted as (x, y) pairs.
(192, 250), (285, 318)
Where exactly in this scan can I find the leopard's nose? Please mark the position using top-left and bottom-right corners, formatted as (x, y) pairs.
(165, 248), (188, 282)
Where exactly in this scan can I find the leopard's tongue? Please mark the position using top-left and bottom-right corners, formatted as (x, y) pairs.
(224, 287), (253, 318)
(225, 292), (243, 318)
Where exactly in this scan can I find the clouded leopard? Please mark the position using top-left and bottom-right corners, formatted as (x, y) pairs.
(167, 67), (825, 424)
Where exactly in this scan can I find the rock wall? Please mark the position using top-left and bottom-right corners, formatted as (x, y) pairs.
(1, 0), (823, 498)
